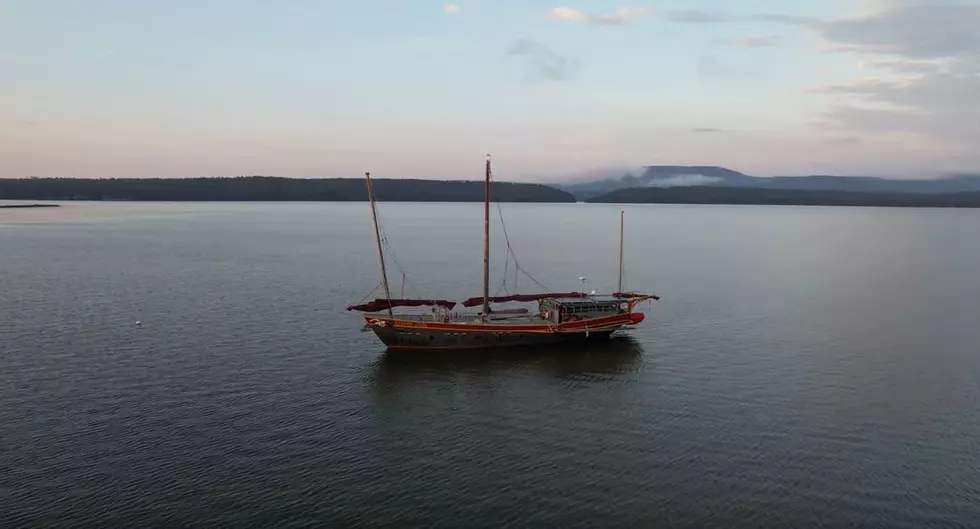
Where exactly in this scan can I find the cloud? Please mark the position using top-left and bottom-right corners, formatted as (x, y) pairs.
(858, 58), (950, 74)
(549, 6), (651, 26)
(661, 9), (731, 23)
(814, 6), (980, 59)
(507, 39), (577, 81)
(804, 4), (980, 152)
(692, 127), (723, 133)
(806, 77), (898, 95)
(549, 6), (587, 22)
(443, 4), (461, 15)
(754, 14), (818, 25)
(815, 72), (980, 133)
(547, 6), (744, 26)
(717, 35), (780, 48)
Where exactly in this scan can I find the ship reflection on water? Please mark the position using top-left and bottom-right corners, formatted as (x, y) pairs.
(366, 335), (646, 394)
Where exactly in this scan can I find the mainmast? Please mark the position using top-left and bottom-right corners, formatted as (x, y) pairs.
(482, 154), (491, 318)
(365, 172), (394, 317)
(618, 210), (624, 292)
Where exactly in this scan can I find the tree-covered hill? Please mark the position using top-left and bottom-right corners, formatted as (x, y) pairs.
(0, 176), (576, 203)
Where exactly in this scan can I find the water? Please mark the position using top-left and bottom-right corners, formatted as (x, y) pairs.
(2, 201), (979, 527)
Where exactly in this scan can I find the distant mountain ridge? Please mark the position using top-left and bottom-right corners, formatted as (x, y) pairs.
(559, 166), (980, 200)
(586, 186), (980, 208)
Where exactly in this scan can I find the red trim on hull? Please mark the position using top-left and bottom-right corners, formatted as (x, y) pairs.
(364, 312), (641, 334)
(382, 330), (622, 351)
(386, 344), (497, 351)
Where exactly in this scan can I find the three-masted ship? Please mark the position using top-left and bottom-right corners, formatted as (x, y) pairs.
(348, 155), (658, 351)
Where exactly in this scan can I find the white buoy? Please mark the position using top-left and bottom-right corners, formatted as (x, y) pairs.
(135, 321), (142, 327)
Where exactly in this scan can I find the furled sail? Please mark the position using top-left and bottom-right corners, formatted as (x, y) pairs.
(346, 299), (457, 312)
(459, 292), (591, 308)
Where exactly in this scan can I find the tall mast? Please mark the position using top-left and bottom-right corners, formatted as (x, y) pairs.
(365, 172), (393, 317)
(482, 154), (491, 318)
(617, 210), (624, 293)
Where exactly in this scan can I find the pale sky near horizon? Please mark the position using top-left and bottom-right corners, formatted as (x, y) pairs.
(3, 0), (979, 180)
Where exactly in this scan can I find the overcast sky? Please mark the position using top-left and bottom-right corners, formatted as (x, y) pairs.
(2, 0), (979, 179)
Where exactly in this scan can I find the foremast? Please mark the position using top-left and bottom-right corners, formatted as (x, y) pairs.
(618, 210), (624, 293)
(482, 154), (491, 319)
(364, 172), (394, 318)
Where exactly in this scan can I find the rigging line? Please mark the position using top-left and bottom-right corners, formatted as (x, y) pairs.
(495, 245), (511, 296)
(490, 168), (520, 266)
(381, 243), (412, 285)
(493, 276), (507, 296)
(494, 200), (520, 267)
(383, 247), (420, 298)
(515, 265), (552, 292)
(493, 246), (510, 296)
(370, 196), (426, 300)
(355, 281), (382, 304)
(493, 185), (555, 293)
(494, 184), (555, 292)
(375, 215), (422, 299)
(491, 173), (518, 296)
(375, 218), (401, 277)
(503, 245), (509, 290)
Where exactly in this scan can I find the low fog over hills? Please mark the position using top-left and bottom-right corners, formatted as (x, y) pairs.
(558, 166), (980, 201)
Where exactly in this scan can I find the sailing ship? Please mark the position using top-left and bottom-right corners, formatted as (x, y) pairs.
(347, 155), (658, 351)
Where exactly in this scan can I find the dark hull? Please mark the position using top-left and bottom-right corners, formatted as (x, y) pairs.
(371, 324), (619, 350)
(362, 312), (643, 351)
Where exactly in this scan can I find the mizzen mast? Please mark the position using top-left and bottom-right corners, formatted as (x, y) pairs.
(618, 210), (625, 293)
(365, 172), (394, 317)
(482, 154), (492, 319)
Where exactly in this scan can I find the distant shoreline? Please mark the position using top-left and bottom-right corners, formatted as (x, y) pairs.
(0, 176), (575, 203)
(585, 186), (980, 209)
(5, 176), (980, 208)
(1, 198), (979, 209)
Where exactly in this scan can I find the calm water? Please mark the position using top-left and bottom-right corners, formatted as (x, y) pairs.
(2, 201), (980, 527)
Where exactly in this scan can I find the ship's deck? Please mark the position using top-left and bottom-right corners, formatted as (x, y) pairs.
(367, 309), (623, 326)
(369, 312), (542, 324)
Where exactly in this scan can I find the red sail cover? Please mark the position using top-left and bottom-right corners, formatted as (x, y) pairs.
(460, 292), (590, 307)
(346, 299), (457, 312)
(613, 292), (661, 300)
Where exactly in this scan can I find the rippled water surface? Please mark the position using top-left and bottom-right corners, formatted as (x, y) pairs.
(2, 201), (980, 527)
